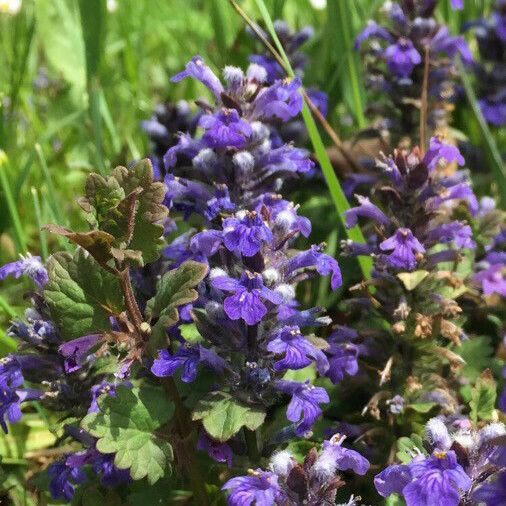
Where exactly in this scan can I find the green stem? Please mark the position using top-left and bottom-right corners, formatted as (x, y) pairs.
(161, 377), (210, 505)
(243, 428), (261, 465)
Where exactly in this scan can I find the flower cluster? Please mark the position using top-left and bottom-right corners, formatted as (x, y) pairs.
(355, 0), (472, 142)
(151, 57), (351, 447)
(0, 255), (130, 498)
(375, 416), (506, 505)
(468, 0), (506, 126)
(223, 433), (369, 505)
(248, 19), (327, 143)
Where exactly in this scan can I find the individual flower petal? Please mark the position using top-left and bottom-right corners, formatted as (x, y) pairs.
(380, 228), (426, 271)
(171, 56), (224, 99)
(344, 195), (390, 228)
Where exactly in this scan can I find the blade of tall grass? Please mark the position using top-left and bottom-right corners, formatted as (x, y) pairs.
(0, 151), (26, 253)
(0, 294), (17, 319)
(31, 187), (48, 261)
(457, 58), (506, 208)
(35, 144), (66, 227)
(13, 109), (85, 200)
(252, 0), (372, 279)
(330, 0), (366, 128)
(208, 0), (233, 65)
(79, 0), (108, 174)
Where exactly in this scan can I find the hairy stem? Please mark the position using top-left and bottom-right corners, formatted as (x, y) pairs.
(117, 267), (144, 331)
(161, 377), (210, 505)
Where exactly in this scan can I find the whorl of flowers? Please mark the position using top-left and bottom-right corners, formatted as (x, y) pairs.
(150, 56), (352, 447)
(375, 416), (506, 506)
(341, 136), (479, 413)
(468, 0), (506, 126)
(247, 19), (328, 143)
(223, 433), (369, 506)
(355, 0), (472, 143)
(0, 257), (131, 498)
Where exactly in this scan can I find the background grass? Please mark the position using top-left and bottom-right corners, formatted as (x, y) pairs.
(0, 0), (503, 503)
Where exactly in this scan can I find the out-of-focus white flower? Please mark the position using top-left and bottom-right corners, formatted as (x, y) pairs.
(310, 0), (326, 9)
(0, 0), (22, 15)
(107, 0), (118, 13)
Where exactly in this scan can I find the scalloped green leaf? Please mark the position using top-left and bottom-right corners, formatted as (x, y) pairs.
(470, 369), (497, 423)
(146, 261), (208, 351)
(192, 392), (265, 442)
(81, 385), (174, 484)
(44, 249), (123, 340)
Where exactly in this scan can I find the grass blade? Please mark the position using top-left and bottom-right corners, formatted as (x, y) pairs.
(35, 144), (66, 227)
(31, 187), (48, 261)
(252, 0), (372, 278)
(328, 0), (366, 128)
(457, 58), (506, 208)
(0, 151), (27, 253)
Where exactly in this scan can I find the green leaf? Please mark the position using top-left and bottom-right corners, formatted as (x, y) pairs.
(79, 160), (168, 265)
(470, 369), (497, 423)
(396, 434), (426, 464)
(78, 0), (107, 79)
(192, 392), (265, 442)
(35, 0), (86, 95)
(44, 249), (123, 340)
(147, 261), (208, 351)
(406, 402), (437, 414)
(397, 270), (429, 291)
(111, 160), (168, 264)
(81, 385), (174, 484)
(44, 225), (116, 266)
(179, 323), (203, 344)
(459, 336), (495, 382)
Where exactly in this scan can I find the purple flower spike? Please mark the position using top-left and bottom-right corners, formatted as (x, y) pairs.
(384, 39), (422, 77)
(354, 20), (394, 49)
(58, 334), (100, 373)
(212, 271), (283, 325)
(375, 463), (412, 497)
(197, 432), (233, 468)
(254, 77), (303, 121)
(0, 254), (48, 289)
(473, 264), (506, 296)
(380, 228), (426, 271)
(151, 345), (226, 383)
(0, 387), (41, 433)
(171, 56), (224, 100)
(326, 343), (359, 384)
(345, 195), (390, 229)
(450, 0), (463, 10)
(200, 109), (252, 149)
(0, 356), (23, 390)
(479, 99), (506, 127)
(427, 221), (475, 249)
(424, 137), (465, 171)
(473, 471), (506, 506)
(222, 211), (273, 257)
(286, 244), (342, 290)
(266, 325), (329, 374)
(317, 434), (370, 476)
(222, 469), (284, 506)
(403, 450), (471, 506)
(275, 380), (329, 436)
(48, 461), (87, 501)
